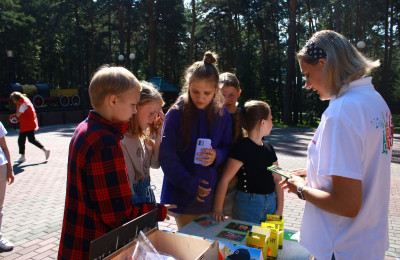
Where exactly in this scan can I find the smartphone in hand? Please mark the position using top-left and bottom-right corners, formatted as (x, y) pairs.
(194, 138), (211, 164)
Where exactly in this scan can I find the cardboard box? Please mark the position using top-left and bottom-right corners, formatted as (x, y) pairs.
(260, 222), (279, 259)
(105, 228), (219, 260)
(90, 210), (159, 260)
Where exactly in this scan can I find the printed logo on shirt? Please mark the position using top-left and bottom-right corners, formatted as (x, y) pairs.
(371, 112), (393, 154)
(311, 139), (316, 145)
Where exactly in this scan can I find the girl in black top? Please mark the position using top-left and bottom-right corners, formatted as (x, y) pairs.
(212, 100), (284, 223)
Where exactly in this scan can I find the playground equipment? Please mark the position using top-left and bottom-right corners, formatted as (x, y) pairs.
(0, 83), (81, 109)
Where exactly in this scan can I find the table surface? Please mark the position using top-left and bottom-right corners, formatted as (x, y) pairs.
(178, 215), (310, 260)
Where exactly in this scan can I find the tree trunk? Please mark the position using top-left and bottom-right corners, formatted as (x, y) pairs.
(189, 0), (196, 64)
(148, 0), (156, 77)
(90, 14), (95, 77)
(388, 0), (393, 70)
(213, 20), (219, 54)
(383, 0), (390, 73)
(334, 1), (341, 33)
(384, 0), (389, 72)
(126, 2), (132, 71)
(273, 12), (283, 122)
(293, 9), (302, 125)
(284, 0), (296, 125)
(381, 0), (390, 99)
(118, 1), (125, 66)
(305, 0), (314, 37)
(227, 0), (238, 66)
(255, 22), (266, 61)
(74, 0), (84, 85)
(108, 7), (112, 61)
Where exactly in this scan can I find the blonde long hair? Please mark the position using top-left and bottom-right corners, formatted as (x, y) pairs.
(297, 30), (380, 96)
(127, 81), (164, 139)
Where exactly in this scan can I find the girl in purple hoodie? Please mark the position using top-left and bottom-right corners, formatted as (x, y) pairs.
(159, 51), (232, 229)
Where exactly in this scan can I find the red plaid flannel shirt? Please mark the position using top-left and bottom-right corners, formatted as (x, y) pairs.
(58, 111), (166, 260)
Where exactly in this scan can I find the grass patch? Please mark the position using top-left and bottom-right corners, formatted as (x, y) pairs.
(393, 114), (400, 133)
(273, 118), (320, 129)
(273, 121), (318, 129)
(274, 114), (399, 133)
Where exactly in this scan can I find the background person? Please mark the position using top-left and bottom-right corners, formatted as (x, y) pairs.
(280, 30), (393, 260)
(159, 51), (232, 229)
(219, 72), (243, 143)
(217, 72), (243, 218)
(10, 92), (50, 163)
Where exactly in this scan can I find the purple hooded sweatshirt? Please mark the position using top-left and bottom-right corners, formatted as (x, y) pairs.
(160, 101), (232, 214)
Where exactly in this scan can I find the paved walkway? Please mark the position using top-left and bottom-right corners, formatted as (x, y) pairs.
(0, 124), (398, 259)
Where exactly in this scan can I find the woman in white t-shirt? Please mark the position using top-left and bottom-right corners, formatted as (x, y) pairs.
(280, 30), (393, 260)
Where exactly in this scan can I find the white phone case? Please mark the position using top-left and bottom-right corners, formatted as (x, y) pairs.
(194, 138), (212, 164)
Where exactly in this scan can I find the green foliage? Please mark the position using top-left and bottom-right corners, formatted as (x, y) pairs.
(393, 114), (400, 133)
(0, 0), (398, 121)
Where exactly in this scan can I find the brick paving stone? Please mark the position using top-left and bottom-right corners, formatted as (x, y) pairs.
(21, 238), (43, 249)
(34, 243), (56, 254)
(32, 250), (55, 260)
(17, 244), (41, 256)
(0, 124), (398, 259)
(14, 251), (39, 260)
(0, 253), (21, 260)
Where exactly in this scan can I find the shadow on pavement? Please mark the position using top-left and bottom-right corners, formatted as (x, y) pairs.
(5, 124), (77, 137)
(13, 161), (48, 175)
(263, 127), (315, 158)
(0, 248), (14, 253)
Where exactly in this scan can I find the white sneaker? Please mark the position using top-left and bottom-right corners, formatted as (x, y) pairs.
(14, 157), (26, 163)
(0, 236), (14, 251)
(44, 150), (50, 160)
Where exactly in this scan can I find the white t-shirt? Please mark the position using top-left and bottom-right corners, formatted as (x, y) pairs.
(18, 103), (28, 113)
(300, 77), (393, 260)
(0, 122), (8, 166)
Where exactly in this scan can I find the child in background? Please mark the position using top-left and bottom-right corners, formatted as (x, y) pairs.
(121, 81), (164, 205)
(10, 91), (50, 163)
(159, 51), (232, 229)
(219, 72), (243, 143)
(218, 72), (243, 218)
(213, 100), (283, 224)
(58, 66), (174, 259)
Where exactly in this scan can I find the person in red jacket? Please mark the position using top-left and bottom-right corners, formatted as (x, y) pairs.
(10, 92), (50, 163)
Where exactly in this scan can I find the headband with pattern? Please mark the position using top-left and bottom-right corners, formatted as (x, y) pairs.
(305, 40), (327, 60)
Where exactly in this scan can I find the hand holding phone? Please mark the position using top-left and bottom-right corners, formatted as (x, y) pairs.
(194, 138), (212, 164)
